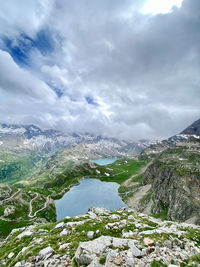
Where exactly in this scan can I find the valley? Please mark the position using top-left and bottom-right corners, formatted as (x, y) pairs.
(0, 120), (200, 266)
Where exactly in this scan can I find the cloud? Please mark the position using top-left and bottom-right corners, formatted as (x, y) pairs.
(0, 0), (200, 140)
(0, 50), (57, 104)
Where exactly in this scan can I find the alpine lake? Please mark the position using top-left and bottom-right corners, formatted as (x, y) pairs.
(55, 158), (127, 220)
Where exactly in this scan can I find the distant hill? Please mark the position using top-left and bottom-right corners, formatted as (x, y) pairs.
(0, 123), (154, 184)
(181, 118), (200, 136)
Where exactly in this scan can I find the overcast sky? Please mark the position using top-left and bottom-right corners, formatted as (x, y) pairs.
(0, 0), (199, 140)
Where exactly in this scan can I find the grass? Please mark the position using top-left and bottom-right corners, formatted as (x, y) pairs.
(151, 260), (167, 267)
(152, 204), (169, 221)
(139, 189), (152, 206)
(98, 159), (146, 184)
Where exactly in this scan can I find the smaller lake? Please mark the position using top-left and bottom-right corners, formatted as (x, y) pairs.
(92, 157), (120, 166)
(56, 179), (127, 220)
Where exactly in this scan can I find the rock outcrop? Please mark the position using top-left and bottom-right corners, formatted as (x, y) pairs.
(0, 207), (200, 267)
(142, 138), (200, 224)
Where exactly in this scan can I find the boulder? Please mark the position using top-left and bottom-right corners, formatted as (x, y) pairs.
(87, 231), (94, 239)
(8, 252), (14, 259)
(74, 236), (142, 265)
(143, 237), (154, 246)
(39, 246), (54, 257)
(60, 229), (68, 236)
(55, 222), (65, 229)
(17, 231), (33, 239)
(88, 207), (109, 215)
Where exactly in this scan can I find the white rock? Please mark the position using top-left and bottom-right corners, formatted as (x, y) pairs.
(17, 231), (33, 239)
(66, 220), (88, 228)
(88, 207), (109, 215)
(74, 236), (142, 266)
(14, 263), (22, 267)
(87, 231), (94, 239)
(128, 215), (134, 220)
(39, 246), (54, 257)
(110, 214), (120, 220)
(129, 241), (142, 257)
(75, 236), (112, 265)
(88, 257), (104, 267)
(55, 222), (65, 229)
(122, 230), (134, 238)
(8, 252), (14, 259)
(21, 247), (28, 253)
(59, 243), (69, 250)
(126, 257), (135, 266)
(60, 229), (68, 236)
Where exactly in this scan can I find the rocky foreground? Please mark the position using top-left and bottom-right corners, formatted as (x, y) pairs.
(0, 207), (200, 267)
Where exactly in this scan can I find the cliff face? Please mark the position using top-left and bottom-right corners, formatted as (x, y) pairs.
(143, 160), (200, 223)
(142, 138), (200, 224)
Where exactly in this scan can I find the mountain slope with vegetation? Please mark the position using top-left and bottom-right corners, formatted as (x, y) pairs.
(0, 207), (200, 267)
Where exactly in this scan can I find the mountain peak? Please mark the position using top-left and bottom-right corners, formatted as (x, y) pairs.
(180, 118), (200, 136)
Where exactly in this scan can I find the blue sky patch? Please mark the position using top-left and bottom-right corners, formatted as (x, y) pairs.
(85, 96), (99, 106)
(1, 28), (55, 67)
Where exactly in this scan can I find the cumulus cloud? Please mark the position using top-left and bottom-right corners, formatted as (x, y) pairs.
(0, 0), (200, 140)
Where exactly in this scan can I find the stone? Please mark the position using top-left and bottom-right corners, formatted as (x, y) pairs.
(126, 257), (135, 266)
(128, 215), (134, 220)
(74, 236), (143, 265)
(21, 247), (28, 254)
(59, 243), (69, 250)
(110, 214), (120, 220)
(14, 263), (22, 267)
(74, 236), (112, 265)
(66, 220), (88, 228)
(164, 240), (172, 249)
(113, 256), (123, 265)
(4, 206), (15, 217)
(55, 222), (65, 229)
(88, 207), (109, 215)
(122, 230), (134, 238)
(39, 246), (54, 257)
(88, 257), (104, 267)
(8, 252), (14, 259)
(60, 229), (68, 236)
(17, 231), (33, 239)
(129, 242), (143, 257)
(87, 231), (94, 239)
(143, 238), (154, 246)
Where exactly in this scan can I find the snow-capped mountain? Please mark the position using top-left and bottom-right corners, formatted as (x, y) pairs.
(0, 123), (154, 158)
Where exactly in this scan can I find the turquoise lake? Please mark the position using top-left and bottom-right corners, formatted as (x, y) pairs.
(56, 178), (127, 220)
(91, 157), (120, 165)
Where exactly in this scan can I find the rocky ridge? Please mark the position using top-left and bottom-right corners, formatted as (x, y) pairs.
(0, 207), (200, 267)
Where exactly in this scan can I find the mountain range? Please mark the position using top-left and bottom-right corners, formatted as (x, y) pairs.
(0, 119), (200, 266)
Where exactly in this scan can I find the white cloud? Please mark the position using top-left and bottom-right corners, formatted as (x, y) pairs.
(0, 0), (200, 140)
(0, 0), (54, 39)
(0, 50), (57, 104)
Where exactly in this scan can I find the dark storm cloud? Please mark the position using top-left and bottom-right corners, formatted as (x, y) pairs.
(0, 0), (199, 139)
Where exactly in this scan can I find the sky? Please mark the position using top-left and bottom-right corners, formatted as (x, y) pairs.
(0, 0), (200, 140)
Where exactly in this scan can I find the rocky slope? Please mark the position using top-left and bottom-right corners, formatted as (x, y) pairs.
(0, 207), (200, 267)
(120, 136), (200, 225)
(181, 119), (200, 136)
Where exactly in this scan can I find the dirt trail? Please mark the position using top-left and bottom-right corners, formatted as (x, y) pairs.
(126, 184), (152, 212)
(122, 162), (152, 187)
